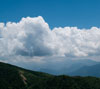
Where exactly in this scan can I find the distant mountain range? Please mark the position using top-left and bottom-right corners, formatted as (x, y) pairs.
(68, 63), (100, 77)
(38, 59), (99, 75)
(1, 62), (100, 89)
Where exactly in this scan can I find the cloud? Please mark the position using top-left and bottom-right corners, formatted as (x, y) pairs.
(0, 16), (100, 61)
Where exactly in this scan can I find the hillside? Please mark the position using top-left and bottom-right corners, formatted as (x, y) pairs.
(68, 63), (100, 77)
(1, 62), (100, 89)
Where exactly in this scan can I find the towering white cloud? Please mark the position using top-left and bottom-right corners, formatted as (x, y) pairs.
(0, 16), (100, 60)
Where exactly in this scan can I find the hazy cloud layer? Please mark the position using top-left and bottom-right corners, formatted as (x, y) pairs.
(0, 16), (100, 61)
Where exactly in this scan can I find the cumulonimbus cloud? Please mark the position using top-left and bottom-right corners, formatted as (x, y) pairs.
(0, 16), (100, 59)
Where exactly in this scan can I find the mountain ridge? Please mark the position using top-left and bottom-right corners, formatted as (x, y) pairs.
(68, 63), (100, 77)
(1, 62), (100, 89)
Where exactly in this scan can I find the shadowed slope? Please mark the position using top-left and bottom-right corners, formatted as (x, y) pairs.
(0, 62), (100, 89)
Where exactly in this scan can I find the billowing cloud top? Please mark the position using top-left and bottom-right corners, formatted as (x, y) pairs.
(0, 16), (100, 59)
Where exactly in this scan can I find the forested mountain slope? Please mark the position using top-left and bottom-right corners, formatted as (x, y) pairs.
(0, 62), (100, 89)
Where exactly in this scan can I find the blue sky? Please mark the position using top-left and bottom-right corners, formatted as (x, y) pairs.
(0, 0), (100, 29)
(1, 0), (100, 70)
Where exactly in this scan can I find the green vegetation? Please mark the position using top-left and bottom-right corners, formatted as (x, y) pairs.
(0, 62), (100, 89)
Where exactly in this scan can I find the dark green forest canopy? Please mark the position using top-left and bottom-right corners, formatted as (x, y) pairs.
(0, 62), (100, 89)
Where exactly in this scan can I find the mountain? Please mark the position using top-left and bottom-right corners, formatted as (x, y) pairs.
(1, 62), (100, 89)
(68, 63), (100, 77)
(0, 62), (52, 89)
(38, 59), (98, 75)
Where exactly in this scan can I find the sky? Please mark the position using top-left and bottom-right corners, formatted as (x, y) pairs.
(0, 0), (100, 29)
(0, 0), (100, 71)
